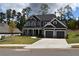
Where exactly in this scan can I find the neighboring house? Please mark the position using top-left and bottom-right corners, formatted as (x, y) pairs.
(22, 14), (67, 38)
(0, 23), (21, 36)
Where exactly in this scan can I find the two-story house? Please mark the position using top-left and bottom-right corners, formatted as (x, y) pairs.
(22, 14), (67, 38)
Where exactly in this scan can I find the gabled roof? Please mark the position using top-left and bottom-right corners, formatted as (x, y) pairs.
(35, 14), (56, 21)
(0, 23), (21, 33)
(50, 18), (67, 28)
(27, 14), (56, 21)
(44, 22), (56, 28)
(24, 14), (67, 28)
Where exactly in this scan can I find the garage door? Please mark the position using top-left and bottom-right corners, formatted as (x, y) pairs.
(57, 31), (65, 38)
(46, 31), (53, 38)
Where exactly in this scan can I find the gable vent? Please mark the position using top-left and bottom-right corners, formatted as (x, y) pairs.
(53, 21), (57, 25)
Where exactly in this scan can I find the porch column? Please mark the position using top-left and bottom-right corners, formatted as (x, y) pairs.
(53, 29), (56, 38)
(33, 29), (34, 36)
(27, 29), (29, 36)
(65, 29), (67, 38)
(38, 29), (39, 36)
(44, 30), (46, 37)
(25, 30), (27, 35)
(64, 31), (67, 38)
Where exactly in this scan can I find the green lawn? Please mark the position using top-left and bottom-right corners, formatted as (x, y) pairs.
(0, 36), (40, 44)
(66, 30), (79, 44)
(1, 31), (79, 44)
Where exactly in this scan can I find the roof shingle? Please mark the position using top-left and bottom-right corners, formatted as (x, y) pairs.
(0, 23), (21, 33)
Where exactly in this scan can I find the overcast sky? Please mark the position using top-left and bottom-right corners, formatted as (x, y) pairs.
(0, 3), (79, 18)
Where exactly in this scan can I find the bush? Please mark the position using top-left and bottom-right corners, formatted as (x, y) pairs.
(75, 34), (79, 36)
(67, 20), (77, 29)
(0, 36), (5, 40)
(66, 34), (68, 39)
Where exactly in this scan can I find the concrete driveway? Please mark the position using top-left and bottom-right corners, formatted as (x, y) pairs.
(25, 38), (70, 48)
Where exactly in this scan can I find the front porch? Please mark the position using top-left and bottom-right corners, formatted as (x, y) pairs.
(22, 28), (67, 38)
(23, 28), (43, 37)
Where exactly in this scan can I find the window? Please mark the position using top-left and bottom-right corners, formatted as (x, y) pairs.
(31, 21), (36, 26)
(26, 21), (30, 26)
(36, 21), (40, 27)
(25, 21), (36, 27)
(28, 22), (30, 26)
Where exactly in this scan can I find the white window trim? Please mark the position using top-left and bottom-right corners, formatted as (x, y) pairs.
(44, 22), (56, 28)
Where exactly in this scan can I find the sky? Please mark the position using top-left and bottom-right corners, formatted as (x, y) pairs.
(0, 3), (79, 18)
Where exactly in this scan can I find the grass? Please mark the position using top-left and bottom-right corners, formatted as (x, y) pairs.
(0, 36), (40, 44)
(66, 30), (79, 44)
(0, 46), (24, 48)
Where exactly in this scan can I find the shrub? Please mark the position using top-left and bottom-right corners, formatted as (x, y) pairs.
(0, 36), (5, 40)
(66, 34), (68, 39)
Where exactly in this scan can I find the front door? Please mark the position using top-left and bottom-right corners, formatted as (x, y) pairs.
(46, 31), (53, 38)
(28, 30), (33, 36)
